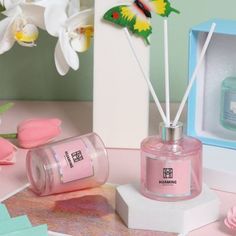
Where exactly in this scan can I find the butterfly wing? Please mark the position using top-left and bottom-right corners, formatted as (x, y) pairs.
(132, 15), (152, 44)
(149, 0), (180, 17)
(103, 6), (135, 29)
(103, 5), (152, 44)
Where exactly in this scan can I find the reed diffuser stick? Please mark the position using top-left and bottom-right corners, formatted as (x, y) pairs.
(124, 28), (168, 125)
(173, 22), (216, 126)
(164, 19), (170, 126)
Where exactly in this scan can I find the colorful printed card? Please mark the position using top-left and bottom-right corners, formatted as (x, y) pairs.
(3, 185), (175, 236)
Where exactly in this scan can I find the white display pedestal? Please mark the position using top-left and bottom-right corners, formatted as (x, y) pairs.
(116, 184), (220, 234)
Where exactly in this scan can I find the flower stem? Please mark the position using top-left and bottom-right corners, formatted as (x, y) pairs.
(0, 133), (17, 139)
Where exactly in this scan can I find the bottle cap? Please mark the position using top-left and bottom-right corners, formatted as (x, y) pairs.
(159, 122), (184, 141)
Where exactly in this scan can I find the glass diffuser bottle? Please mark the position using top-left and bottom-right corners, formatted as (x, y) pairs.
(141, 122), (202, 201)
(26, 133), (109, 196)
(220, 76), (236, 130)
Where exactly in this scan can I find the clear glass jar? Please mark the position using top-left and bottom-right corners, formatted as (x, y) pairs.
(220, 77), (236, 130)
(26, 133), (109, 196)
(141, 122), (202, 201)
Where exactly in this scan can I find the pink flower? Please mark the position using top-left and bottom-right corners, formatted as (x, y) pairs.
(0, 138), (17, 165)
(17, 118), (61, 148)
(225, 206), (236, 231)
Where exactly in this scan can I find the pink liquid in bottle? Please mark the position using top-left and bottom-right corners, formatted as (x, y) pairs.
(26, 133), (109, 196)
(141, 122), (202, 201)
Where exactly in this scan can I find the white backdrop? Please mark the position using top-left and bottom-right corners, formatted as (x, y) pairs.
(93, 0), (150, 148)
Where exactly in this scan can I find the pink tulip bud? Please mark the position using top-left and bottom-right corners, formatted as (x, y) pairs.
(0, 138), (17, 165)
(225, 206), (236, 231)
(17, 118), (61, 148)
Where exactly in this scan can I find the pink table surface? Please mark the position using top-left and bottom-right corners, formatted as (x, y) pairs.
(0, 101), (235, 236)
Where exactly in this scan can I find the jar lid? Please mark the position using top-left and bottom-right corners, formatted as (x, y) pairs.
(159, 122), (184, 141)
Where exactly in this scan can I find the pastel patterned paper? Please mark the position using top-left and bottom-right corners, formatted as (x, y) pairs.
(0, 204), (10, 220)
(0, 216), (31, 235)
(3, 185), (175, 236)
(1, 225), (48, 236)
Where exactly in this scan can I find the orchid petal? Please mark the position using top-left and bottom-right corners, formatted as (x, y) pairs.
(0, 17), (13, 40)
(59, 29), (79, 71)
(0, 17), (15, 54)
(54, 39), (70, 76)
(66, 8), (94, 32)
(20, 3), (46, 29)
(71, 34), (92, 53)
(2, 0), (22, 11)
(67, 0), (80, 17)
(27, 0), (49, 6)
(44, 0), (68, 36)
(2, 5), (21, 17)
(32, 0), (52, 7)
(66, 9), (94, 52)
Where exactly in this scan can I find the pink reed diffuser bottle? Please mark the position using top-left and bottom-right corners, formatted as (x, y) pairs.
(26, 133), (109, 196)
(141, 122), (202, 201)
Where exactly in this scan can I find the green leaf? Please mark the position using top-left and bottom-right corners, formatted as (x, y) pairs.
(0, 102), (14, 115)
(0, 133), (17, 139)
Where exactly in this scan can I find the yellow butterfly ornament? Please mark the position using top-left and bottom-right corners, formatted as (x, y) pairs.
(103, 0), (179, 44)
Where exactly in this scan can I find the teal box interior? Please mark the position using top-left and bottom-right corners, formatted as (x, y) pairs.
(187, 19), (236, 150)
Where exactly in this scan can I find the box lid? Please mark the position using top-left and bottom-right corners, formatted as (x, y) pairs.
(191, 19), (236, 35)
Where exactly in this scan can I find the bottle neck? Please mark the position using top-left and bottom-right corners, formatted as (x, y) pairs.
(159, 122), (184, 142)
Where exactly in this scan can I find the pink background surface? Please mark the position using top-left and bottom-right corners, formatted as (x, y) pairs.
(0, 101), (235, 235)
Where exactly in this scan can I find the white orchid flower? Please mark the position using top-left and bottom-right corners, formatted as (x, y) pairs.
(0, 1), (45, 53)
(0, 0), (21, 10)
(67, 0), (80, 16)
(0, 0), (42, 11)
(44, 0), (94, 75)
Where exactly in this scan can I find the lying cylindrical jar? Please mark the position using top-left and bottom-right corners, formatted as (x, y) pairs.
(26, 133), (109, 196)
